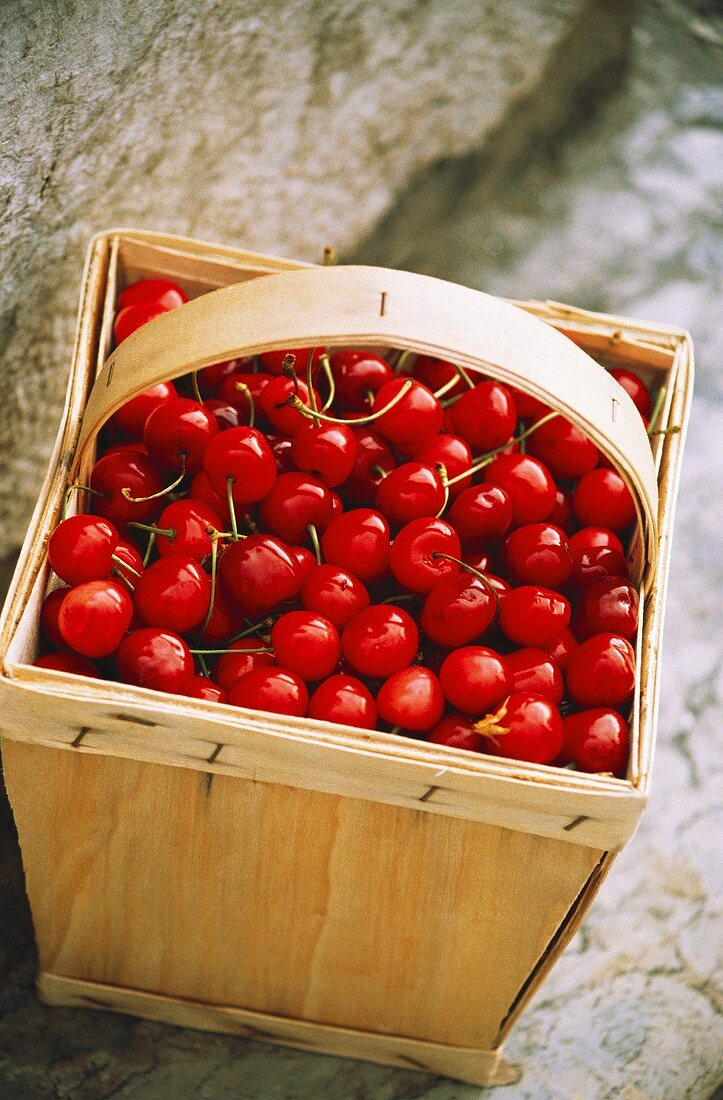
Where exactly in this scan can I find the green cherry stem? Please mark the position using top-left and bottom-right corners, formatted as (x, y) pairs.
(142, 531), (157, 567)
(379, 592), (421, 605)
(318, 353), (336, 412)
(288, 377), (414, 427)
(307, 522), (322, 565)
(435, 463), (449, 518)
(227, 478), (239, 541)
(444, 411), (560, 488)
(392, 349), (412, 376)
(306, 347), (321, 428)
(234, 381), (255, 428)
(122, 454), (187, 503)
(431, 552), (501, 617)
(199, 531), (220, 638)
(226, 619), (273, 644)
(192, 370), (203, 403)
(189, 646), (274, 656)
(128, 521), (176, 540)
(62, 483), (108, 520)
(646, 385), (667, 436)
(432, 374), (462, 400)
(196, 652), (211, 678)
(111, 554), (141, 578)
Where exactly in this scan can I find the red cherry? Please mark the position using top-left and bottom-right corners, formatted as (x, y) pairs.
(218, 371), (272, 413)
(389, 517), (461, 594)
(499, 585), (570, 646)
(114, 300), (171, 344)
(561, 708), (629, 775)
(569, 544), (629, 590)
(484, 454), (556, 525)
(421, 573), (498, 648)
(330, 491), (343, 518)
(228, 667), (308, 717)
(268, 433), (296, 474)
(258, 472), (333, 544)
(573, 469), (636, 531)
(342, 428), (396, 505)
(569, 527), (624, 555)
(503, 523), (573, 587)
(329, 350), (393, 412)
(575, 577), (639, 639)
(375, 463), (446, 527)
(257, 376), (321, 436)
(412, 434), (473, 497)
(439, 646), (509, 714)
(504, 647), (563, 704)
(377, 666), (444, 732)
(58, 579), (133, 657)
(181, 676), (228, 704)
(133, 555), (211, 633)
(549, 488), (574, 533)
(202, 427), (277, 505)
(271, 611), (341, 681)
(189, 473), (231, 524)
(301, 565), (370, 628)
(427, 713), (484, 753)
(33, 651), (99, 677)
(289, 546), (317, 581)
(258, 348), (323, 376)
(308, 673), (377, 729)
(372, 378), (443, 451)
(411, 355), (467, 399)
(116, 628), (194, 693)
(194, 586), (236, 645)
(508, 387), (550, 422)
(112, 382), (178, 439)
(218, 534), (301, 617)
(155, 500), (224, 561)
(118, 278), (188, 311)
(216, 638), (277, 693)
(527, 415), (599, 479)
(290, 422), (357, 487)
(111, 540), (144, 577)
(540, 626), (578, 671)
(197, 357), (253, 395)
(450, 381), (517, 452)
(143, 397), (218, 475)
(49, 515), (119, 585)
(40, 587), (70, 650)
(448, 485), (513, 547)
(321, 508), (391, 583)
(477, 692), (563, 765)
(341, 605), (419, 678)
(610, 369), (651, 417)
(204, 398), (241, 432)
(566, 633), (636, 707)
(91, 452), (165, 526)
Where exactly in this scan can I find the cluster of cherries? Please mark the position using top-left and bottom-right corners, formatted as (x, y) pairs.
(36, 276), (657, 776)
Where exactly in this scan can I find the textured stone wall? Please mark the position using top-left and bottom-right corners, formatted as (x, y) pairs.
(0, 0), (625, 560)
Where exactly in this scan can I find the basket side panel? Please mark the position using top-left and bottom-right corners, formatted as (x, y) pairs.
(4, 740), (602, 1051)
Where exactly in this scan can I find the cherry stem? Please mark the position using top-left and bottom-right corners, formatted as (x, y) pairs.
(388, 725), (402, 736)
(444, 411), (560, 488)
(112, 569), (135, 593)
(234, 381), (255, 428)
(435, 362), (476, 396)
(393, 349), (412, 376)
(307, 523), (322, 565)
(197, 652), (211, 678)
(142, 531), (157, 567)
(323, 245), (335, 266)
(62, 483), (108, 519)
(432, 374), (461, 400)
(189, 646), (274, 656)
(431, 552), (501, 617)
(380, 592), (420, 605)
(242, 513), (259, 534)
(192, 371), (203, 403)
(646, 385), (667, 436)
(281, 355), (299, 395)
(454, 362), (476, 390)
(318, 353), (336, 412)
(473, 696), (511, 742)
(199, 532), (220, 638)
(128, 521), (176, 540)
(288, 377), (414, 427)
(306, 347), (320, 427)
(227, 619), (273, 644)
(111, 554), (141, 578)
(435, 463), (449, 517)
(122, 454), (187, 503)
(371, 464), (389, 480)
(227, 478), (239, 541)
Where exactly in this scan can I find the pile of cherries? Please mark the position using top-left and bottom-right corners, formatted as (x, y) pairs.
(36, 277), (656, 776)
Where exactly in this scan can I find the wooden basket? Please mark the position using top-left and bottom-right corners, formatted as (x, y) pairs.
(0, 230), (693, 1087)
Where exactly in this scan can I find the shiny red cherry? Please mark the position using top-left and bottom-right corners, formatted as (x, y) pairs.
(112, 382), (178, 439)
(329, 350), (394, 411)
(204, 398), (241, 432)
(504, 647), (563, 704)
(49, 515), (119, 585)
(40, 587), (70, 650)
(450, 381), (517, 452)
(341, 605), (419, 678)
(116, 628), (194, 693)
(373, 378), (443, 452)
(610, 369), (651, 417)
(321, 508), (391, 583)
(499, 585), (570, 646)
(194, 586), (236, 645)
(257, 376), (321, 436)
(181, 676), (229, 704)
(133, 555), (211, 633)
(421, 573), (498, 648)
(427, 713), (484, 753)
(228, 667), (308, 717)
(267, 433), (296, 474)
(439, 646), (509, 714)
(91, 451), (165, 526)
(259, 472), (333, 544)
(566, 633), (636, 707)
(411, 355), (467, 399)
(289, 545), (317, 581)
(197, 357), (253, 395)
(389, 517), (461, 594)
(484, 454), (556, 525)
(218, 371), (273, 414)
(477, 691), (563, 765)
(508, 387), (550, 422)
(377, 666), (444, 732)
(412, 433), (473, 496)
(118, 278), (188, 311)
(549, 487), (574, 533)
(301, 565), (370, 628)
(375, 463), (446, 527)
(58, 579), (134, 657)
(114, 300), (172, 344)
(575, 577), (639, 639)
(154, 500), (224, 561)
(573, 469), (636, 531)
(202, 426), (277, 505)
(290, 421), (357, 487)
(561, 708), (629, 775)
(540, 626), (578, 671)
(258, 348), (323, 376)
(569, 527), (624, 555)
(448, 485), (513, 547)
(218, 534), (301, 617)
(271, 611), (341, 681)
(143, 397), (218, 475)
(189, 473), (231, 524)
(527, 415), (599, 479)
(569, 544), (629, 590)
(341, 428), (396, 505)
(503, 523), (573, 587)
(215, 638), (277, 693)
(33, 651), (99, 677)
(308, 673), (377, 729)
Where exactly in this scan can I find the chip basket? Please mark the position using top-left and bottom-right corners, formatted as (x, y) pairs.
(0, 230), (693, 1086)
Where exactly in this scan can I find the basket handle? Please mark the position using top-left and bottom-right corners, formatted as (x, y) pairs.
(77, 265), (658, 586)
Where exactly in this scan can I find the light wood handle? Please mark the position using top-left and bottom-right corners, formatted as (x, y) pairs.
(77, 265), (658, 584)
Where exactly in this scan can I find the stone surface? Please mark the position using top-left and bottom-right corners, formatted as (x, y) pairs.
(1, 1), (722, 1098)
(0, 0), (627, 561)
